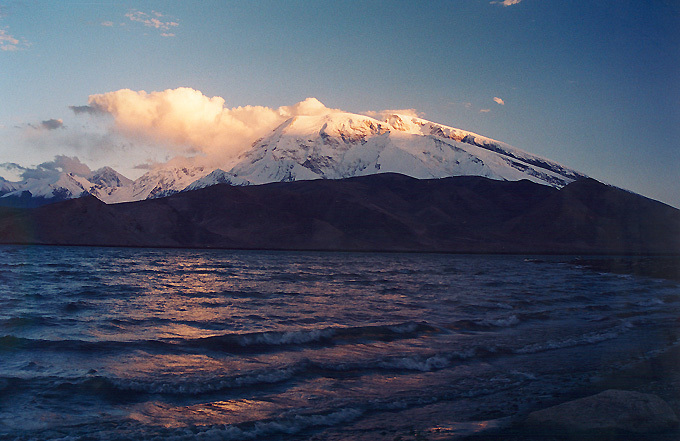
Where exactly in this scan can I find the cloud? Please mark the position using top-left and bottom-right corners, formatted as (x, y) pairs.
(0, 162), (26, 181)
(101, 21), (114, 27)
(491, 0), (523, 6)
(41, 119), (64, 130)
(21, 118), (65, 130)
(83, 88), (337, 165)
(125, 9), (179, 35)
(493, 97), (505, 106)
(479, 109), (491, 113)
(0, 27), (27, 51)
(38, 155), (91, 175)
(69, 105), (102, 115)
(12, 155), (92, 181)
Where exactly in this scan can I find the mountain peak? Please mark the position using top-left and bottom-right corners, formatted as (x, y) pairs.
(0, 105), (589, 207)
(90, 166), (133, 188)
(228, 109), (586, 187)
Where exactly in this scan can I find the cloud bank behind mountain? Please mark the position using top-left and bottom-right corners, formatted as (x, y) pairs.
(82, 88), (336, 167)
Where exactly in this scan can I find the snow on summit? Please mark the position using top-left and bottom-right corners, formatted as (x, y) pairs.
(229, 110), (586, 187)
(0, 100), (587, 205)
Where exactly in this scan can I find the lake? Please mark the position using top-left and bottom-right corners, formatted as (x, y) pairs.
(0, 246), (678, 440)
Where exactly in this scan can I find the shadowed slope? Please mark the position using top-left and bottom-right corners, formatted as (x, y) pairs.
(0, 174), (677, 254)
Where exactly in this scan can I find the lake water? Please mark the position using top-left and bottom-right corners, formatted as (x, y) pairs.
(0, 246), (678, 440)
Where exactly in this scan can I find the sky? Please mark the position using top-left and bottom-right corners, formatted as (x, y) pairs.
(0, 0), (678, 207)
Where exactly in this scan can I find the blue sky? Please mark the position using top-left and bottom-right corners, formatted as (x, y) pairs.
(1, 0), (678, 207)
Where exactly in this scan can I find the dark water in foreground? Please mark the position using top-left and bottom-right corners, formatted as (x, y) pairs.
(0, 247), (678, 440)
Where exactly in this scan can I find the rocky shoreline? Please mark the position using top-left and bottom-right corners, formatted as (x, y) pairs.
(306, 341), (680, 441)
(461, 343), (680, 441)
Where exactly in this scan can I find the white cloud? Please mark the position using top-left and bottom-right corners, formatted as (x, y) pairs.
(479, 109), (491, 113)
(101, 21), (114, 27)
(491, 0), (523, 6)
(493, 97), (505, 105)
(84, 88), (338, 166)
(0, 27), (27, 51)
(125, 9), (179, 34)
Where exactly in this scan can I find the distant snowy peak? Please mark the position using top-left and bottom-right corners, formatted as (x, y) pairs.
(0, 177), (18, 196)
(184, 169), (251, 192)
(90, 166), (133, 188)
(100, 165), (212, 204)
(1, 172), (90, 201)
(0, 164), (219, 205)
(0, 164), (135, 204)
(228, 112), (587, 187)
(85, 167), (134, 201)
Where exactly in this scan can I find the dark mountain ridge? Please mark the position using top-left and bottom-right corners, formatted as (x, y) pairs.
(0, 173), (678, 254)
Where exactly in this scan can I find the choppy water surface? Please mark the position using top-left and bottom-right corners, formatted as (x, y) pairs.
(0, 246), (678, 440)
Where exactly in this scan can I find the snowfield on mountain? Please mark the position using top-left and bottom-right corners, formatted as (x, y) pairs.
(229, 112), (586, 187)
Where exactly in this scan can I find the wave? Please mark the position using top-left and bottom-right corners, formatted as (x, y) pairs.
(447, 314), (521, 331)
(0, 348), (498, 398)
(6, 406), (365, 441)
(0, 315), (60, 330)
(186, 321), (438, 353)
(165, 407), (364, 441)
(0, 321), (438, 355)
(513, 321), (635, 354)
(0, 321), (639, 401)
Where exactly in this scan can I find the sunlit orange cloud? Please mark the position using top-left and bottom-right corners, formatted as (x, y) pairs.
(87, 88), (334, 167)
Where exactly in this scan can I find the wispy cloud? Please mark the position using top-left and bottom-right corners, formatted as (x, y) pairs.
(0, 27), (27, 51)
(101, 21), (114, 27)
(125, 9), (179, 36)
(493, 97), (505, 105)
(479, 109), (491, 113)
(491, 0), (523, 6)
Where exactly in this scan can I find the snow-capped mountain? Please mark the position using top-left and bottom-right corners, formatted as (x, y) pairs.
(101, 165), (212, 203)
(229, 112), (587, 187)
(0, 107), (588, 206)
(0, 163), (215, 206)
(85, 167), (134, 201)
(183, 169), (250, 192)
(0, 177), (18, 196)
(2, 172), (93, 202)
(90, 166), (133, 188)
(0, 165), (136, 207)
